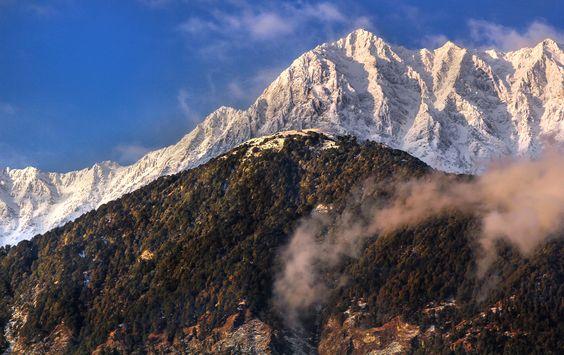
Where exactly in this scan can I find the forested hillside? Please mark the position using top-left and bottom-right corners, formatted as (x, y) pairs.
(0, 131), (561, 354)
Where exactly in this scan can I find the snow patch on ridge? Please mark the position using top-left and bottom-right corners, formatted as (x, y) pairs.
(241, 129), (337, 158)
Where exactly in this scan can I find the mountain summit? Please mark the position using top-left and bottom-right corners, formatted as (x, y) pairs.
(1, 29), (563, 244)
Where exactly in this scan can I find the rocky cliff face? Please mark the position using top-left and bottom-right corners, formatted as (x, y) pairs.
(1, 29), (562, 244)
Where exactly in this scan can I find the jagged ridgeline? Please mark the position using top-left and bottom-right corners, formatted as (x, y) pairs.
(0, 132), (561, 353)
(3, 29), (563, 245)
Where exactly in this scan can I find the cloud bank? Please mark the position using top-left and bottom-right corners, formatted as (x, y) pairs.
(274, 151), (564, 325)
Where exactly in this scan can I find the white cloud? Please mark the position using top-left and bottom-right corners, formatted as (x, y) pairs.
(304, 2), (346, 23)
(248, 12), (294, 39)
(468, 19), (564, 51)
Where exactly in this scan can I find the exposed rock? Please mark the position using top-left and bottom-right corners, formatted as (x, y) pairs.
(9, 323), (72, 354)
(92, 309), (274, 354)
(318, 310), (420, 354)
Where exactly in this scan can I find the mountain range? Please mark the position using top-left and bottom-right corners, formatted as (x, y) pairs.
(1, 28), (562, 245)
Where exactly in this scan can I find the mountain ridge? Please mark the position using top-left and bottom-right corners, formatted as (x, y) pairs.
(1, 28), (563, 244)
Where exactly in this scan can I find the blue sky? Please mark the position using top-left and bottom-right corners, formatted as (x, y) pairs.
(1, 0), (562, 171)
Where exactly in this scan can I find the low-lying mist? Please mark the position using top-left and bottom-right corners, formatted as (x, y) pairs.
(273, 150), (564, 326)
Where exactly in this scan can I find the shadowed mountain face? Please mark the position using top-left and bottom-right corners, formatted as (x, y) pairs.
(0, 132), (561, 354)
(2, 29), (563, 245)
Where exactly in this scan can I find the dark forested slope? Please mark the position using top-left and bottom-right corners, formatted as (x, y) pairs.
(0, 131), (561, 354)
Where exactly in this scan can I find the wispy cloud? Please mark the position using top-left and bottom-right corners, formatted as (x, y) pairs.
(247, 12), (294, 39)
(179, 10), (295, 41)
(226, 66), (283, 104)
(419, 20), (563, 51)
(351, 16), (374, 31)
(137, 0), (172, 8)
(226, 81), (246, 101)
(0, 0), (60, 17)
(177, 1), (364, 43)
(27, 3), (57, 17)
(421, 34), (449, 48)
(0, 101), (15, 115)
(177, 88), (200, 123)
(176, 1), (375, 108)
(468, 19), (564, 51)
(113, 144), (151, 165)
(0, 142), (32, 168)
(178, 17), (219, 34)
(0, 0), (15, 7)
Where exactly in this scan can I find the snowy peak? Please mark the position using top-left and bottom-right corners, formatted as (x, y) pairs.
(439, 40), (462, 49)
(535, 38), (561, 54)
(338, 28), (389, 51)
(1, 29), (563, 244)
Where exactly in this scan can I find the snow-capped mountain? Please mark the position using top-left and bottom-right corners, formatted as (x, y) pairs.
(1, 29), (563, 245)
